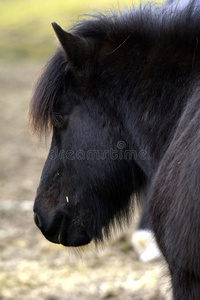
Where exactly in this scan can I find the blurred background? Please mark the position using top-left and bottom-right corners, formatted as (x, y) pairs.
(0, 0), (170, 299)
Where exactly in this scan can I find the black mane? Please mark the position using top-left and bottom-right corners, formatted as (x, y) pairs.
(29, 1), (200, 136)
(72, 2), (196, 39)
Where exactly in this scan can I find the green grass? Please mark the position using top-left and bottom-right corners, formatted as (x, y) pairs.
(0, 0), (163, 62)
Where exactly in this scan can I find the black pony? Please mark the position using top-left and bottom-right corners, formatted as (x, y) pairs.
(30, 2), (200, 299)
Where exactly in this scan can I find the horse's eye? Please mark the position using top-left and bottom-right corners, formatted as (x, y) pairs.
(55, 115), (63, 122)
(52, 114), (64, 127)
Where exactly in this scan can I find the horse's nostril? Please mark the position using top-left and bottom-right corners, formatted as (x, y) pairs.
(34, 213), (42, 229)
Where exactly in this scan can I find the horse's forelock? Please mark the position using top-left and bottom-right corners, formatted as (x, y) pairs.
(29, 51), (67, 137)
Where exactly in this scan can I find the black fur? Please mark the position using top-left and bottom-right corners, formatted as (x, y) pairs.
(30, 2), (200, 298)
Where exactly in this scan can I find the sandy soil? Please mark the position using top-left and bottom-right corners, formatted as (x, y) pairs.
(0, 64), (171, 300)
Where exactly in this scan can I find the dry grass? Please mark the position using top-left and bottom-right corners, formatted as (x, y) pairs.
(0, 199), (171, 300)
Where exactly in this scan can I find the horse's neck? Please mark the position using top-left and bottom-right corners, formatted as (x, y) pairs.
(121, 68), (194, 177)
(99, 32), (200, 176)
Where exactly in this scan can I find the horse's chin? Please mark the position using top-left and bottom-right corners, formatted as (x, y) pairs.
(57, 226), (92, 247)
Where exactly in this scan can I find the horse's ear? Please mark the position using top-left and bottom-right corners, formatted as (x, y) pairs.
(52, 22), (89, 70)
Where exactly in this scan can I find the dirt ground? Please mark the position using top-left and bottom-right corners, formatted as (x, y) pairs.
(0, 64), (171, 300)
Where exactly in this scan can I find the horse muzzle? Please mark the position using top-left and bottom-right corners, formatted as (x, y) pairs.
(33, 208), (91, 247)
